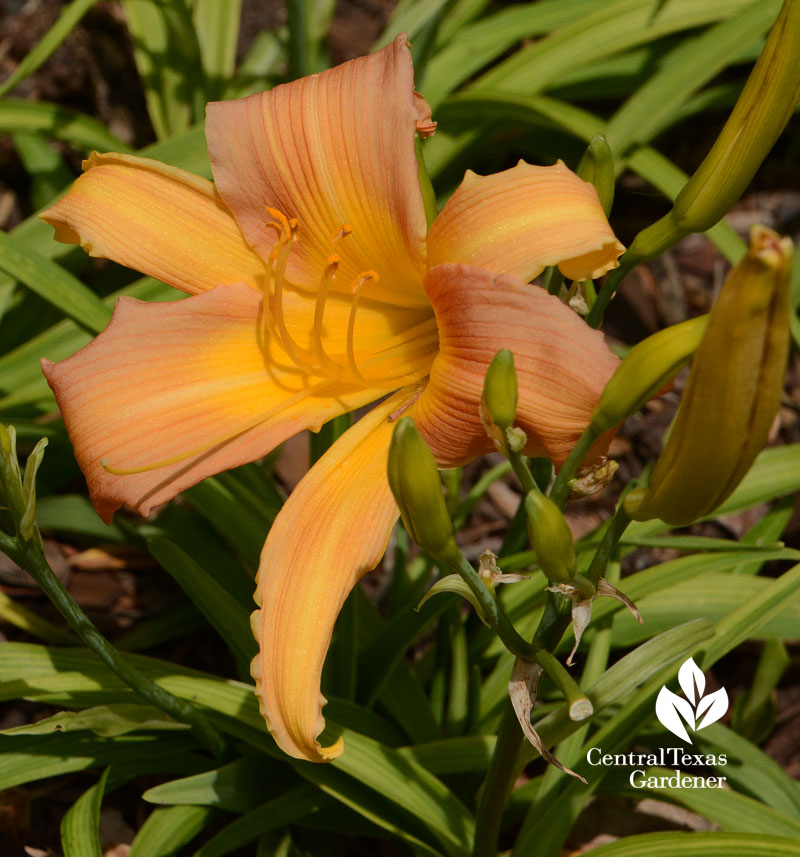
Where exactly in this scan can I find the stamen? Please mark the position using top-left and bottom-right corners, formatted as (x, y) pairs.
(253, 213), (433, 390)
(309, 226), (354, 380)
(313, 254), (343, 376)
(265, 208), (320, 375)
(260, 207), (293, 349)
(101, 382), (336, 475)
(346, 271), (378, 385)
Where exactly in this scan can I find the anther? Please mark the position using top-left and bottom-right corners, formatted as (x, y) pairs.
(266, 206), (292, 239)
(329, 224), (352, 246)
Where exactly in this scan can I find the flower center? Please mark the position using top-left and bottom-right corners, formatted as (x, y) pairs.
(261, 207), (435, 390)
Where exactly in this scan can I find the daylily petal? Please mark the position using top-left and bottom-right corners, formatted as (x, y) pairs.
(251, 390), (413, 762)
(206, 34), (430, 308)
(426, 161), (624, 282)
(412, 264), (620, 467)
(42, 283), (381, 523)
(39, 153), (266, 295)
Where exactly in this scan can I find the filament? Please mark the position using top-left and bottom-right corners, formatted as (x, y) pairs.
(313, 254), (344, 376)
(346, 271), (378, 385)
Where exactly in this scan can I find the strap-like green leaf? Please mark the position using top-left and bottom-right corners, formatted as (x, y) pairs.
(128, 805), (214, 857)
(604, 0), (779, 152)
(582, 832), (800, 857)
(2, 703), (188, 738)
(699, 722), (800, 820)
(143, 757), (293, 812)
(0, 0), (100, 97)
(191, 786), (327, 857)
(0, 229), (110, 333)
(61, 767), (109, 857)
(193, 0), (243, 95)
(0, 100), (133, 153)
(608, 571), (800, 647)
(121, 0), (206, 139)
(474, 0), (756, 95)
(639, 766), (800, 836)
(422, 0), (611, 106)
(146, 536), (257, 666)
(0, 644), (468, 856)
(0, 731), (199, 790)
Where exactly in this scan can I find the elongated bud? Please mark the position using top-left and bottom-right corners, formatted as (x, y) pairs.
(577, 133), (615, 216)
(626, 0), (800, 262)
(590, 315), (709, 434)
(387, 417), (455, 555)
(626, 226), (792, 526)
(480, 349), (518, 450)
(525, 490), (576, 584)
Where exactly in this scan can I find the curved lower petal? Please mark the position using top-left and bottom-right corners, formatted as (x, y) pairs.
(251, 390), (413, 762)
(39, 153), (266, 296)
(412, 265), (620, 466)
(206, 35), (430, 308)
(426, 161), (624, 282)
(42, 283), (382, 523)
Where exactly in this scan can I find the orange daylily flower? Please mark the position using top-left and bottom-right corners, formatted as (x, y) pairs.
(39, 35), (624, 763)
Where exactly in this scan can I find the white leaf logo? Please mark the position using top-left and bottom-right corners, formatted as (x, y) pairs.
(655, 658), (728, 743)
(678, 657), (705, 704)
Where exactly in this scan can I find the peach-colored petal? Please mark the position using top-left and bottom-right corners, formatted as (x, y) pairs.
(412, 264), (620, 467)
(42, 283), (382, 523)
(206, 35), (430, 309)
(251, 390), (413, 762)
(426, 161), (625, 282)
(39, 153), (267, 296)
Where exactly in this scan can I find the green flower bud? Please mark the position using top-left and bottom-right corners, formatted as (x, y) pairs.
(591, 314), (709, 434)
(576, 133), (615, 217)
(626, 225), (793, 526)
(525, 490), (576, 584)
(387, 417), (455, 556)
(480, 349), (519, 449)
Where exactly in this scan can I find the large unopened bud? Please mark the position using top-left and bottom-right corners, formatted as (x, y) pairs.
(387, 417), (455, 556)
(626, 226), (793, 526)
(525, 490), (576, 584)
(591, 315), (709, 435)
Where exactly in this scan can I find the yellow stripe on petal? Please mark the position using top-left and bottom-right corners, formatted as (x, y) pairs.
(42, 283), (381, 523)
(412, 264), (620, 467)
(39, 152), (267, 295)
(427, 160), (624, 282)
(251, 390), (414, 762)
(206, 35), (430, 309)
